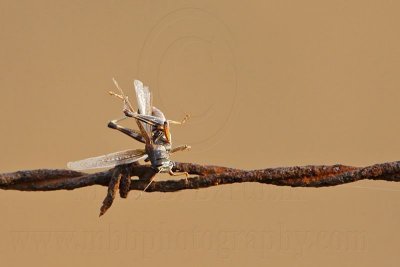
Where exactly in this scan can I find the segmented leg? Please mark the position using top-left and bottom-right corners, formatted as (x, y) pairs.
(110, 78), (135, 112)
(170, 145), (191, 153)
(107, 116), (146, 143)
(169, 169), (189, 183)
(168, 114), (190, 125)
(124, 110), (165, 127)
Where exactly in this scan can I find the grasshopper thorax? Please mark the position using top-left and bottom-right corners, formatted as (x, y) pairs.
(145, 143), (173, 173)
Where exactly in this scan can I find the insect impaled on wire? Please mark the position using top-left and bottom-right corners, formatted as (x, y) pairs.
(67, 79), (191, 189)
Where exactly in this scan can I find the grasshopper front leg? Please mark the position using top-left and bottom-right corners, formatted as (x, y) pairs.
(170, 145), (191, 153)
(168, 169), (189, 183)
(168, 114), (190, 125)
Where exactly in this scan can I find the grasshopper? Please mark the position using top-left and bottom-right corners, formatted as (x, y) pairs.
(67, 79), (190, 184)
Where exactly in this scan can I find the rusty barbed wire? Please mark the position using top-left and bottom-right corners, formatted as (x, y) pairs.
(1, 161), (399, 216)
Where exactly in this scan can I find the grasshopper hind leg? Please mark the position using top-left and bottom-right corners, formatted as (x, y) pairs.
(107, 116), (146, 143)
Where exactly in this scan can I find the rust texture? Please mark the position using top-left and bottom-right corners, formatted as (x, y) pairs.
(99, 168), (122, 217)
(1, 161), (400, 215)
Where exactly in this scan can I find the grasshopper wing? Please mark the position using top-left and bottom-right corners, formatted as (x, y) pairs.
(67, 149), (147, 170)
(152, 106), (166, 120)
(134, 80), (151, 116)
(134, 80), (154, 134)
(133, 80), (166, 121)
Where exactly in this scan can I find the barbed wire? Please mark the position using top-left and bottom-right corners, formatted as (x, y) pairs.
(1, 161), (399, 216)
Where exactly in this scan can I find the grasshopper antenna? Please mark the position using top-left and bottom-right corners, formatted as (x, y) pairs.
(135, 177), (155, 200)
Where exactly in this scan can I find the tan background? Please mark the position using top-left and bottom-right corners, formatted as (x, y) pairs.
(1, 1), (400, 266)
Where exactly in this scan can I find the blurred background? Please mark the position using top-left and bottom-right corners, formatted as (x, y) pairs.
(1, 1), (400, 266)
